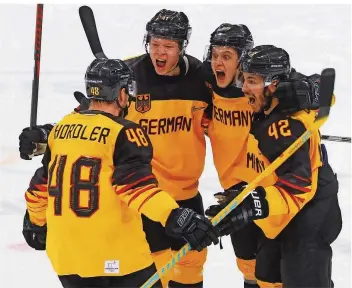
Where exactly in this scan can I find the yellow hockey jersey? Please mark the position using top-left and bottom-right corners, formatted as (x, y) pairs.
(25, 110), (178, 277)
(252, 109), (323, 238)
(124, 54), (212, 201)
(207, 84), (275, 190)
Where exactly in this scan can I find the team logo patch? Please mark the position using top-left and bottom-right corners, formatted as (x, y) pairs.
(135, 94), (151, 113)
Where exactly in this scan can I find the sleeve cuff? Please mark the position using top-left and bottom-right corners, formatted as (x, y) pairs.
(139, 191), (179, 226)
(264, 186), (289, 216)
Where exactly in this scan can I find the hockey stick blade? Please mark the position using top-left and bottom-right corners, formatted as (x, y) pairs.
(321, 135), (351, 143)
(140, 68), (336, 288)
(73, 91), (90, 112)
(79, 5), (107, 59)
(316, 68), (335, 121)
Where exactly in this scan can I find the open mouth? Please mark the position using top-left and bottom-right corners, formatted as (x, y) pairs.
(216, 70), (226, 81)
(156, 59), (166, 68)
(248, 95), (256, 106)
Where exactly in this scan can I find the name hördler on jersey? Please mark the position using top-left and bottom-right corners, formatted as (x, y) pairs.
(53, 124), (110, 144)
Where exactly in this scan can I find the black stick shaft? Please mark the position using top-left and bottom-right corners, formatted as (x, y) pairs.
(321, 135), (351, 143)
(30, 4), (44, 127)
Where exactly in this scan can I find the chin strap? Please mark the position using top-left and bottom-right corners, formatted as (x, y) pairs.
(165, 62), (179, 75)
(115, 89), (133, 118)
(158, 55), (190, 76)
(263, 82), (281, 115)
(264, 97), (279, 116)
(164, 55), (189, 76)
(182, 55), (189, 75)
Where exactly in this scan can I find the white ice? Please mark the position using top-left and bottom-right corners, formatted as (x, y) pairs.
(0, 4), (350, 288)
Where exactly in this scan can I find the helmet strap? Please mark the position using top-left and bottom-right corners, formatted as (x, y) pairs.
(115, 88), (130, 117)
(165, 56), (182, 75)
(263, 86), (279, 115)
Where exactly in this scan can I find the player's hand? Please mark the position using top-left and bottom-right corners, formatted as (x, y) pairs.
(22, 210), (47, 250)
(213, 181), (247, 205)
(205, 186), (269, 236)
(19, 125), (53, 160)
(165, 208), (220, 252)
(275, 76), (319, 111)
(73, 91), (90, 112)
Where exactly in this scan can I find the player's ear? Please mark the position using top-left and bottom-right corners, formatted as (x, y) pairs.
(268, 80), (279, 94)
(117, 88), (128, 108)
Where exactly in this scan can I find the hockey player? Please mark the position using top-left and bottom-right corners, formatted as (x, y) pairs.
(203, 23), (269, 287)
(19, 9), (213, 288)
(22, 58), (219, 288)
(206, 45), (342, 287)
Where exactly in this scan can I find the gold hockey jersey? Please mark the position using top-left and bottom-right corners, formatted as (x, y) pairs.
(124, 54), (212, 201)
(25, 110), (178, 277)
(252, 109), (323, 238)
(207, 85), (275, 190)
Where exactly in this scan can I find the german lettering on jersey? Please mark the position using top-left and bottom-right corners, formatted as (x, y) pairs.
(213, 105), (253, 127)
(139, 116), (192, 135)
(247, 152), (265, 173)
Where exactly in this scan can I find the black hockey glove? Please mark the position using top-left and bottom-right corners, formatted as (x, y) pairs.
(19, 124), (53, 160)
(22, 210), (47, 250)
(165, 208), (220, 252)
(73, 91), (90, 112)
(205, 186), (269, 236)
(275, 76), (319, 112)
(205, 183), (246, 233)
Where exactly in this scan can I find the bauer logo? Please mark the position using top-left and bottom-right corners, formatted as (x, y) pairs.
(104, 260), (119, 274)
(177, 209), (190, 227)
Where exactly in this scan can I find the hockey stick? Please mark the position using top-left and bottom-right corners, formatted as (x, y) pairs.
(78, 5), (144, 64)
(321, 135), (351, 143)
(30, 4), (44, 127)
(26, 4), (44, 160)
(141, 68), (336, 288)
(79, 5), (107, 59)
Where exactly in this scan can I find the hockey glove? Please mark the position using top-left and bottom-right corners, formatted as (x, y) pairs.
(22, 210), (47, 250)
(19, 124), (53, 160)
(205, 183), (246, 223)
(165, 208), (220, 252)
(213, 182), (247, 205)
(205, 186), (269, 236)
(275, 77), (319, 112)
(73, 91), (90, 112)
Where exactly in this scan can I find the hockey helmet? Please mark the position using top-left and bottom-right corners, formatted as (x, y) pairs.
(240, 45), (291, 86)
(144, 9), (192, 52)
(204, 23), (254, 62)
(85, 58), (136, 102)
